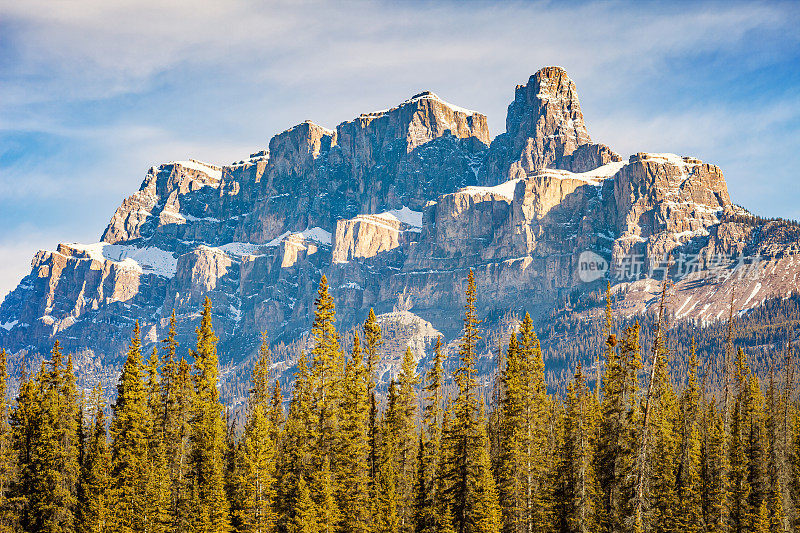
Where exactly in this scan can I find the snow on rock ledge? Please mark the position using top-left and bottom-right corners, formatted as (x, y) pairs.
(333, 208), (423, 263)
(64, 243), (178, 277)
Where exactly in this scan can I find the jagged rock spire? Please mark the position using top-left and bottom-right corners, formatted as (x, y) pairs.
(505, 66), (591, 177)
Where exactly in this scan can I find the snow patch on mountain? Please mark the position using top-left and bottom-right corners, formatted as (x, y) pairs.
(265, 227), (333, 247)
(68, 243), (178, 277)
(460, 178), (523, 201)
(539, 160), (628, 183)
(372, 206), (423, 228)
(169, 160), (223, 180)
(364, 91), (478, 117)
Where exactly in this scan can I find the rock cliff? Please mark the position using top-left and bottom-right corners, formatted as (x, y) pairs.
(2, 66), (798, 402)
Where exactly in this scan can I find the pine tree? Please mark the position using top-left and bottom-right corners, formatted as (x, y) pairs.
(188, 297), (230, 532)
(0, 349), (12, 531)
(396, 348), (419, 532)
(291, 475), (318, 533)
(109, 322), (151, 533)
(643, 331), (679, 533)
(363, 308), (382, 499)
(414, 336), (446, 533)
(556, 364), (600, 533)
(76, 383), (110, 533)
(173, 356), (195, 531)
(376, 379), (401, 533)
(334, 334), (370, 533)
(145, 346), (170, 533)
(237, 332), (278, 533)
(276, 353), (315, 531)
(309, 276), (345, 467)
(19, 341), (80, 533)
(597, 323), (642, 533)
(10, 356), (39, 531)
(441, 269), (501, 533)
(701, 396), (729, 533)
(159, 309), (191, 528)
(674, 340), (703, 533)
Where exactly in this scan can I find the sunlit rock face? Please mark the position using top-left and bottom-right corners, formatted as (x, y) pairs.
(2, 67), (797, 406)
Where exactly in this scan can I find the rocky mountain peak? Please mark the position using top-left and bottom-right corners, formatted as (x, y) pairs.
(339, 89), (490, 155)
(3, 67), (796, 410)
(505, 66), (591, 175)
(268, 120), (335, 178)
(482, 66), (618, 184)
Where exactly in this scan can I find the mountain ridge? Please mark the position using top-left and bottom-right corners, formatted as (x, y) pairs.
(2, 65), (798, 402)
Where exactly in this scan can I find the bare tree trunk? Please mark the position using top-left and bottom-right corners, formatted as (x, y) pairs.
(634, 273), (669, 527)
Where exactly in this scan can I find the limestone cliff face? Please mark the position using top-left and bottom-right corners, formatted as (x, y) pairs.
(2, 66), (798, 405)
(483, 66), (621, 184)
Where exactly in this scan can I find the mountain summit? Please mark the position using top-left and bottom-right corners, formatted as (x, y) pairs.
(2, 67), (798, 399)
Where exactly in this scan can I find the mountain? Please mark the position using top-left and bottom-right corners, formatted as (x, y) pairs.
(2, 66), (799, 401)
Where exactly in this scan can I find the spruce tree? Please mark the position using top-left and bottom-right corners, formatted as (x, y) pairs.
(675, 340), (703, 533)
(276, 354), (316, 532)
(441, 269), (501, 533)
(363, 308), (382, 498)
(518, 313), (553, 532)
(237, 332), (278, 532)
(76, 383), (110, 533)
(173, 356), (195, 531)
(556, 364), (600, 533)
(160, 310), (191, 527)
(109, 322), (151, 533)
(376, 379), (401, 533)
(644, 335), (679, 533)
(414, 336), (446, 533)
(24, 342), (81, 532)
(269, 380), (284, 444)
(766, 372), (789, 532)
(291, 476), (318, 533)
(471, 403), (502, 533)
(597, 323), (642, 533)
(497, 332), (525, 533)
(701, 396), (729, 533)
(188, 297), (230, 532)
(309, 276), (344, 467)
(145, 346), (170, 533)
(729, 348), (752, 532)
(744, 371), (768, 531)
(0, 349), (12, 530)
(10, 356), (40, 531)
(396, 348), (419, 532)
(307, 276), (346, 528)
(314, 455), (339, 533)
(335, 334), (370, 533)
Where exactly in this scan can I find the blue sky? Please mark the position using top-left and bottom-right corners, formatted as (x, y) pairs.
(1, 0), (799, 300)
